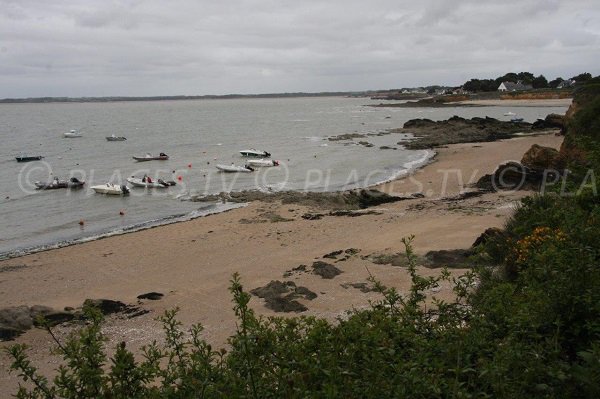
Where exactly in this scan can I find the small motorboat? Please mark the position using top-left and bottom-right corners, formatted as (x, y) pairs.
(16, 155), (44, 162)
(106, 134), (127, 141)
(63, 130), (83, 138)
(246, 159), (280, 167)
(132, 152), (169, 162)
(239, 149), (271, 158)
(90, 183), (130, 195)
(510, 117), (525, 123)
(216, 164), (255, 173)
(504, 111), (516, 116)
(127, 176), (176, 188)
(35, 177), (85, 190)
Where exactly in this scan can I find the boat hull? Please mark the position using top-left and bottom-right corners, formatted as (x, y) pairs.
(246, 159), (278, 167)
(16, 156), (43, 162)
(239, 149), (271, 158)
(91, 184), (129, 195)
(127, 177), (172, 188)
(216, 164), (254, 173)
(106, 136), (127, 141)
(133, 156), (169, 161)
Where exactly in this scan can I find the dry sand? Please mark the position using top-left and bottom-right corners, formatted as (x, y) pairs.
(458, 98), (572, 107)
(0, 133), (563, 395)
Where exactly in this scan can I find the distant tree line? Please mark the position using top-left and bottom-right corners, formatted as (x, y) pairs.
(462, 72), (593, 92)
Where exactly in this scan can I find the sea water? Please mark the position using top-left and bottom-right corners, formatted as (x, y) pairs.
(0, 97), (568, 257)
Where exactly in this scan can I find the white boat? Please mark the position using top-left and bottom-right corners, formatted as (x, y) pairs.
(106, 134), (127, 141)
(246, 159), (280, 167)
(132, 152), (169, 161)
(504, 112), (516, 116)
(239, 149), (271, 158)
(63, 130), (83, 138)
(216, 164), (255, 173)
(126, 177), (175, 188)
(90, 183), (130, 195)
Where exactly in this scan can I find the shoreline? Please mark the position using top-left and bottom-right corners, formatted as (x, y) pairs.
(0, 132), (564, 393)
(0, 149), (437, 261)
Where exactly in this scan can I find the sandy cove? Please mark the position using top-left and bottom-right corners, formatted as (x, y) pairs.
(0, 133), (563, 394)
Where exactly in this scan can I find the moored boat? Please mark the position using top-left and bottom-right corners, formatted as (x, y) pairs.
(15, 155), (44, 162)
(246, 159), (280, 167)
(63, 130), (83, 138)
(106, 135), (127, 141)
(504, 111), (516, 116)
(239, 149), (271, 158)
(216, 164), (255, 173)
(510, 117), (524, 123)
(127, 176), (176, 188)
(35, 177), (85, 190)
(90, 183), (130, 195)
(132, 152), (169, 161)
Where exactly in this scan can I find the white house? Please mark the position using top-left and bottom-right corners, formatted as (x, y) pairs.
(498, 81), (533, 92)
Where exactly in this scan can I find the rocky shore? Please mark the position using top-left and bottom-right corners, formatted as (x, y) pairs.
(397, 115), (563, 149)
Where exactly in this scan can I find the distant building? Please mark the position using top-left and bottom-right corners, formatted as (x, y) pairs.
(557, 79), (575, 89)
(498, 80), (533, 92)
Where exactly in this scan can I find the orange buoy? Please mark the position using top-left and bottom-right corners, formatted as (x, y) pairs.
(188, 163), (192, 168)
(78, 219), (85, 226)
(177, 175), (183, 181)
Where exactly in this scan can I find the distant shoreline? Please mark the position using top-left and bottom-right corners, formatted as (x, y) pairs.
(0, 92), (359, 104)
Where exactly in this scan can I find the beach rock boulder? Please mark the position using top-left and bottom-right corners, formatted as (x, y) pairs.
(312, 261), (343, 279)
(475, 161), (545, 192)
(531, 113), (566, 133)
(137, 292), (164, 301)
(521, 144), (560, 170)
(83, 299), (127, 315)
(472, 227), (506, 248)
(425, 249), (474, 268)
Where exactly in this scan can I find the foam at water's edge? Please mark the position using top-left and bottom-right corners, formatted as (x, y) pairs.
(0, 202), (247, 260)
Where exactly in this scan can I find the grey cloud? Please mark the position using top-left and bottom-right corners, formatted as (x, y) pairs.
(0, 0), (598, 97)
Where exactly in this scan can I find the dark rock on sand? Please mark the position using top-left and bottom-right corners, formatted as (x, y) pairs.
(521, 144), (560, 170)
(251, 280), (317, 313)
(323, 250), (344, 259)
(35, 311), (75, 327)
(0, 325), (24, 341)
(137, 292), (165, 301)
(472, 227), (507, 248)
(340, 282), (379, 293)
(358, 141), (374, 147)
(283, 264), (308, 278)
(192, 189), (406, 211)
(424, 249), (474, 268)
(83, 299), (127, 315)
(302, 213), (324, 220)
(474, 161), (554, 192)
(0, 305), (72, 340)
(531, 113), (566, 133)
(364, 252), (409, 267)
(312, 261), (343, 279)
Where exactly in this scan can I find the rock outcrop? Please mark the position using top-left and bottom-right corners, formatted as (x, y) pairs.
(521, 144), (560, 170)
(397, 116), (532, 149)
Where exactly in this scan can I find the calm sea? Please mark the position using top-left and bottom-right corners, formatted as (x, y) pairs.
(0, 97), (568, 257)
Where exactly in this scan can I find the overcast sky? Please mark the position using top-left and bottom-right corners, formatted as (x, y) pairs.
(1, 0), (599, 98)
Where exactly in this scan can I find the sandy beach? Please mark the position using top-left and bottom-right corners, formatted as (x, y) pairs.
(458, 98), (573, 107)
(0, 132), (564, 394)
